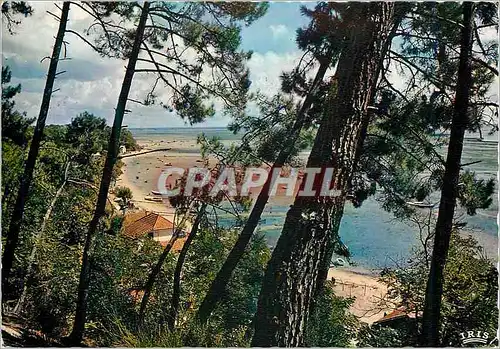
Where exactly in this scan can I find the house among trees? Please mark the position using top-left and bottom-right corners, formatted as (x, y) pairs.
(123, 211), (186, 251)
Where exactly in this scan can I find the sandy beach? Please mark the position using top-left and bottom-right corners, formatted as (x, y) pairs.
(117, 135), (301, 217)
(327, 267), (392, 324)
(116, 136), (393, 324)
(117, 137), (207, 221)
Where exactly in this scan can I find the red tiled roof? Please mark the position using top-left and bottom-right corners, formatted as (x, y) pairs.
(123, 210), (149, 226)
(129, 288), (145, 303)
(374, 307), (415, 325)
(160, 236), (187, 252)
(123, 212), (174, 238)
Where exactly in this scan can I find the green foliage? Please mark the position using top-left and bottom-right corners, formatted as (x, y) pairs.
(177, 227), (269, 331)
(120, 128), (140, 151)
(113, 320), (247, 348)
(1, 66), (34, 146)
(211, 232), (271, 332)
(177, 229), (270, 346)
(26, 238), (80, 337)
(115, 186), (132, 199)
(440, 235), (498, 345)
(65, 112), (108, 164)
(362, 232), (499, 347)
(358, 94), (495, 221)
(1, 80), (140, 341)
(112, 321), (184, 347)
(357, 324), (417, 347)
(305, 286), (358, 347)
(1, 141), (25, 223)
(351, 2), (496, 221)
(106, 227), (270, 347)
(2, 3), (497, 347)
(84, 1), (266, 125)
(43, 124), (68, 146)
(208, 2), (269, 26)
(114, 186), (133, 212)
(457, 171), (495, 215)
(66, 112), (107, 144)
(295, 3), (347, 61)
(86, 234), (172, 346)
(171, 85), (215, 125)
(20, 185), (97, 334)
(358, 92), (448, 218)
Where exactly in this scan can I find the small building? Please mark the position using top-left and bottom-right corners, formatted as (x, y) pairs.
(123, 211), (175, 245)
(373, 307), (417, 330)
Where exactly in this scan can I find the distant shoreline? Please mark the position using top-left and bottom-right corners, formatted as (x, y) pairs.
(129, 126), (229, 129)
(127, 127), (499, 142)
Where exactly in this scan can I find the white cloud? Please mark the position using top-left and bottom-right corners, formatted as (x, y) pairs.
(247, 50), (303, 96)
(2, 3), (313, 128)
(269, 24), (290, 39)
(478, 26), (498, 43)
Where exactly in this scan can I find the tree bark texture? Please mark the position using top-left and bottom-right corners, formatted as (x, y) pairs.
(197, 50), (334, 324)
(252, 3), (399, 346)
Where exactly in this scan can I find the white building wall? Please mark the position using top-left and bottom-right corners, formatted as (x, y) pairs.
(152, 228), (174, 243)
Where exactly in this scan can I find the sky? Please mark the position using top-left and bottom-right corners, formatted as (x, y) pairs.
(2, 2), (314, 128)
(2, 3), (497, 129)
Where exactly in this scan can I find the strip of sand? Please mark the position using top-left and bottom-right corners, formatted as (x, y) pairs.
(327, 267), (392, 324)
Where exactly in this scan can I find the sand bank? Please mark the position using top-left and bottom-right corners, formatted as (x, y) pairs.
(117, 136), (495, 326)
(327, 267), (391, 324)
(116, 138), (206, 224)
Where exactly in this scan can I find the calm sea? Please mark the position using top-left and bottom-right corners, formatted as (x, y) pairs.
(130, 127), (498, 270)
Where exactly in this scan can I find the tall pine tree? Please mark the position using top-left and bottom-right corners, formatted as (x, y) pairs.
(252, 3), (405, 346)
(420, 2), (475, 345)
(3, 2), (70, 297)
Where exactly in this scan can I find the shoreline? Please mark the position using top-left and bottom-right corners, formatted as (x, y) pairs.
(327, 267), (390, 324)
(117, 142), (392, 324)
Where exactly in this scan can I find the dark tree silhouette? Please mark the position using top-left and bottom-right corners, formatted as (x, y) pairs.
(197, 3), (347, 322)
(2, 2), (70, 297)
(420, 2), (475, 346)
(167, 204), (206, 331)
(68, 3), (151, 344)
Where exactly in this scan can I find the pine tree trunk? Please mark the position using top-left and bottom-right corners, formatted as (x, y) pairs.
(68, 2), (150, 344)
(420, 3), (474, 346)
(197, 52), (333, 324)
(167, 205), (205, 331)
(252, 4), (399, 346)
(2, 2), (70, 295)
